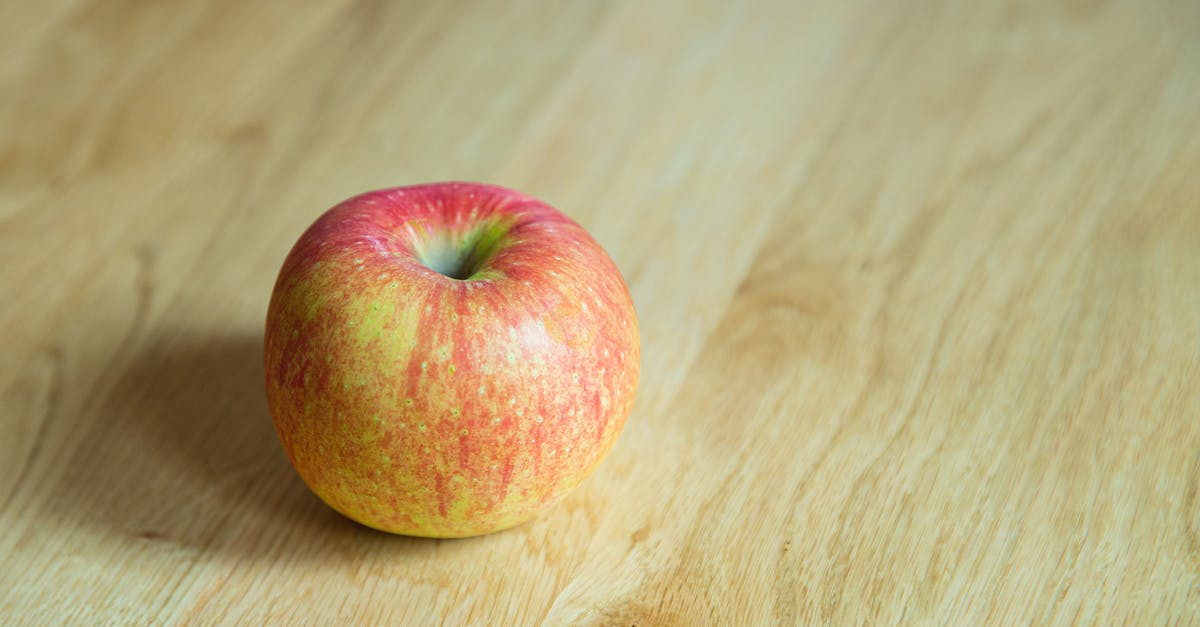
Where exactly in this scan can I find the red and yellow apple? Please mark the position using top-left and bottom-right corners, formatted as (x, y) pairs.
(264, 182), (639, 538)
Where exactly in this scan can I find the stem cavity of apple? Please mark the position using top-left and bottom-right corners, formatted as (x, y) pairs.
(414, 219), (513, 281)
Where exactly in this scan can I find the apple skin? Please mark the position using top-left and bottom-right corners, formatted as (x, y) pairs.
(264, 182), (639, 538)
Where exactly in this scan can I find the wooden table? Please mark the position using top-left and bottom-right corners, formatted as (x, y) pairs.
(4, 0), (1198, 623)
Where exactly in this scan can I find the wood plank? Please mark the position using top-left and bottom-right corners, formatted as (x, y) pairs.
(2, 0), (1198, 623)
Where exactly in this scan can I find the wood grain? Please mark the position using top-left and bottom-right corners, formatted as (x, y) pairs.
(3, 0), (1199, 623)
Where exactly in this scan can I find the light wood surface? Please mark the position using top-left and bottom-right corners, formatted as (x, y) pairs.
(3, 0), (1199, 623)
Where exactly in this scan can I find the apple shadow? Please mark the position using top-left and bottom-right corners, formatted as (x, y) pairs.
(47, 329), (451, 563)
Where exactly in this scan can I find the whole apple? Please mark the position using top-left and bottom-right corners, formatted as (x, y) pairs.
(264, 182), (639, 537)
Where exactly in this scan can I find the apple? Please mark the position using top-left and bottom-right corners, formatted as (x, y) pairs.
(264, 182), (639, 538)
